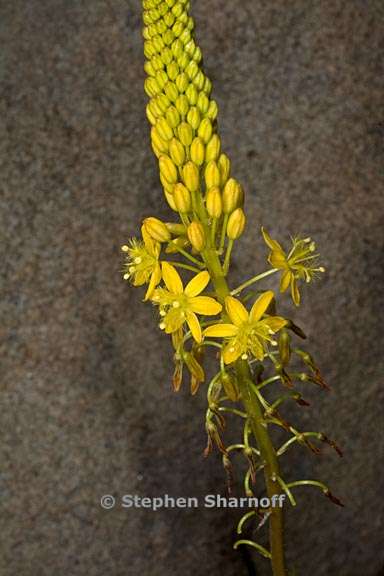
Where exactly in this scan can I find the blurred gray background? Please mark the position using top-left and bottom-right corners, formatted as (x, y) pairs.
(1, 1), (383, 575)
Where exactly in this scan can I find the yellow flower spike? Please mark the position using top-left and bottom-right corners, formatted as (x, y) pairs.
(227, 208), (246, 240)
(168, 138), (186, 166)
(205, 160), (221, 190)
(173, 182), (192, 213)
(152, 264), (222, 344)
(197, 117), (213, 144)
(190, 137), (205, 166)
(187, 221), (206, 252)
(225, 296), (249, 326)
(203, 293), (287, 364)
(143, 217), (172, 243)
(159, 155), (178, 184)
(261, 228), (325, 306)
(205, 134), (221, 163)
(206, 187), (223, 219)
(178, 121), (194, 146)
(222, 178), (242, 214)
(182, 161), (200, 192)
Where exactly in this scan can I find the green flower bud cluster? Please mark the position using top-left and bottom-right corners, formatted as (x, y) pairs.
(142, 0), (244, 244)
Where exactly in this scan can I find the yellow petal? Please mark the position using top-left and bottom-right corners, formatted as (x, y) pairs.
(280, 270), (291, 293)
(144, 262), (162, 301)
(222, 339), (243, 364)
(141, 224), (159, 257)
(249, 291), (274, 322)
(186, 311), (202, 343)
(269, 250), (287, 269)
(261, 227), (283, 251)
(225, 296), (249, 326)
(291, 278), (301, 306)
(161, 262), (183, 294)
(249, 338), (265, 361)
(204, 324), (238, 338)
(184, 270), (210, 297)
(261, 316), (287, 333)
(189, 296), (222, 315)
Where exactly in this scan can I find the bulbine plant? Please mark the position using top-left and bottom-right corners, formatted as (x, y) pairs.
(122, 1), (342, 574)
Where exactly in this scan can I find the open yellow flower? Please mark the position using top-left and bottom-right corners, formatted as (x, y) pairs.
(122, 225), (162, 301)
(204, 292), (287, 364)
(152, 262), (222, 343)
(262, 227), (325, 306)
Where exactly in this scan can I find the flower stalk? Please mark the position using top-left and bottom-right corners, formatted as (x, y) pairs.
(121, 2), (342, 574)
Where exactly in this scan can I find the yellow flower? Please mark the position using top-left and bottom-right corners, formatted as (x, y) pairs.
(204, 292), (287, 364)
(262, 228), (325, 306)
(122, 225), (162, 301)
(152, 262), (222, 343)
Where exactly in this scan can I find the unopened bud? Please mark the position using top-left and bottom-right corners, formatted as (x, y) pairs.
(175, 94), (189, 116)
(155, 117), (174, 141)
(182, 161), (200, 192)
(206, 99), (218, 120)
(205, 160), (221, 189)
(164, 190), (178, 212)
(159, 155), (178, 184)
(151, 126), (169, 154)
(222, 178), (242, 214)
(174, 183), (192, 213)
(197, 92), (209, 115)
(164, 81), (179, 103)
(205, 134), (221, 162)
(185, 83), (198, 105)
(197, 117), (213, 144)
(227, 208), (246, 240)
(166, 222), (186, 236)
(187, 106), (201, 130)
(279, 330), (291, 366)
(218, 153), (231, 185)
(169, 138), (186, 166)
(165, 106), (181, 128)
(187, 221), (206, 252)
(167, 61), (179, 81)
(206, 187), (222, 219)
(143, 217), (171, 243)
(175, 72), (189, 93)
(178, 122), (193, 146)
(190, 137), (205, 166)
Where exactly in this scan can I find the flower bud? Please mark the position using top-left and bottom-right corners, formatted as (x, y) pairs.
(144, 217), (172, 243)
(167, 61), (179, 81)
(169, 138), (186, 166)
(156, 93), (171, 113)
(156, 117), (174, 141)
(187, 221), (206, 252)
(173, 183), (192, 213)
(206, 187), (222, 219)
(165, 222), (186, 236)
(185, 83), (198, 105)
(226, 208), (246, 240)
(164, 81), (179, 103)
(185, 60), (199, 81)
(175, 94), (189, 116)
(197, 92), (209, 115)
(177, 52), (190, 70)
(166, 106), (181, 128)
(187, 106), (201, 130)
(205, 134), (221, 162)
(160, 172), (175, 194)
(178, 122), (193, 146)
(160, 46), (173, 66)
(175, 72), (189, 93)
(182, 161), (200, 192)
(279, 330), (291, 366)
(159, 155), (178, 184)
(190, 137), (205, 166)
(206, 99), (218, 120)
(151, 126), (169, 154)
(144, 77), (161, 97)
(197, 117), (213, 144)
(193, 70), (205, 90)
(146, 104), (157, 126)
(222, 178), (242, 213)
(218, 153), (231, 185)
(171, 38), (183, 58)
(205, 160), (221, 189)
(155, 70), (168, 90)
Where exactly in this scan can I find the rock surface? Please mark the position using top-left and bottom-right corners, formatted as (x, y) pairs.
(1, 1), (383, 575)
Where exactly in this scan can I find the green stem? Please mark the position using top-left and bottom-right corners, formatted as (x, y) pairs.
(168, 261), (202, 274)
(231, 268), (278, 296)
(223, 239), (234, 275)
(169, 244), (205, 268)
(202, 247), (288, 576)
